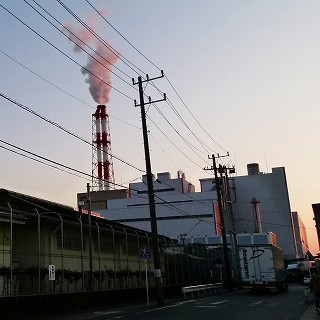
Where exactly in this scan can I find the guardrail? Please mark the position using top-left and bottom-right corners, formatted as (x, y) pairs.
(181, 283), (223, 299)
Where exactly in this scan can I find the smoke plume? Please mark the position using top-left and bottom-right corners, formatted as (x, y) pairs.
(63, 14), (118, 104)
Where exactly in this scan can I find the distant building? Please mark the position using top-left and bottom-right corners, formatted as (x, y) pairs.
(292, 211), (309, 257)
(312, 203), (320, 251)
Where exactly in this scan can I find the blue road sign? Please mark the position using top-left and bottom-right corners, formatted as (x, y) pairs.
(139, 246), (152, 259)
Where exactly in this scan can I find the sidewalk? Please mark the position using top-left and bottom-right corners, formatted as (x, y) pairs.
(300, 304), (320, 320)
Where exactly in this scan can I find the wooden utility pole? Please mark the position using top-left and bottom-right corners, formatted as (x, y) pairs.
(132, 72), (166, 306)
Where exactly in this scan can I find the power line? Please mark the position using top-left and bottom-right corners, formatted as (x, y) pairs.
(27, 0), (136, 88)
(82, 0), (230, 155)
(164, 74), (229, 153)
(146, 115), (204, 169)
(0, 135), (217, 229)
(2, 2), (231, 182)
(4, 2), (228, 171)
(0, 49), (94, 110)
(0, 93), (146, 174)
(165, 96), (214, 154)
(0, 143), (88, 181)
(0, 134), (306, 234)
(152, 102), (210, 159)
(149, 134), (180, 171)
(56, 0), (144, 78)
(84, 0), (158, 74)
(0, 49), (142, 130)
(0, 4), (133, 101)
(0, 139), (91, 180)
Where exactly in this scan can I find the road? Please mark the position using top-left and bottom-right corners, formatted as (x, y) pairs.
(47, 283), (311, 320)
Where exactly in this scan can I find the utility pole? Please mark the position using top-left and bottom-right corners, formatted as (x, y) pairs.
(132, 72), (166, 306)
(204, 154), (233, 291)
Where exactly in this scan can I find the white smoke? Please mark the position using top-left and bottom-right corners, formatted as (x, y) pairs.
(63, 14), (118, 104)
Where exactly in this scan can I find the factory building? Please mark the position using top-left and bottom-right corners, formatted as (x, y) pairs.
(88, 171), (222, 243)
(232, 164), (307, 260)
(91, 165), (309, 260)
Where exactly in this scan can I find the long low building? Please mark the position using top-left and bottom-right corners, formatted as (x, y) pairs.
(0, 188), (172, 296)
(0, 188), (224, 298)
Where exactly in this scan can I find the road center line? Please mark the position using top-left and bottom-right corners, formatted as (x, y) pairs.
(210, 300), (229, 305)
(248, 301), (263, 307)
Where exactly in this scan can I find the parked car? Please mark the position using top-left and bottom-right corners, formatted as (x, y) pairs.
(303, 275), (311, 285)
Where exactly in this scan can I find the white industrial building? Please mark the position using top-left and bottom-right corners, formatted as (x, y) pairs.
(86, 165), (309, 261)
(231, 164), (308, 260)
(87, 172), (220, 242)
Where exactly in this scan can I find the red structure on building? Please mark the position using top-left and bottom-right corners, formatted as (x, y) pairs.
(92, 105), (114, 190)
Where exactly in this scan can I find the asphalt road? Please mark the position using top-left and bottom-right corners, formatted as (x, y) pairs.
(46, 283), (311, 320)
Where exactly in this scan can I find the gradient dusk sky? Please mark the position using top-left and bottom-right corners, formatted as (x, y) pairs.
(1, 1), (320, 253)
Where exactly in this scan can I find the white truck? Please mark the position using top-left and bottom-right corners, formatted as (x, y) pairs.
(238, 245), (287, 292)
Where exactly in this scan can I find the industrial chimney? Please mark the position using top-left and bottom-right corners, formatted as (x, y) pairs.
(92, 105), (114, 190)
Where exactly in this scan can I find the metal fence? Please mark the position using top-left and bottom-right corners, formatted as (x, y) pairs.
(0, 210), (228, 296)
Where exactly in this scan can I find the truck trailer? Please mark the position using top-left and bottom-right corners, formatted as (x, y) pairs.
(238, 245), (287, 292)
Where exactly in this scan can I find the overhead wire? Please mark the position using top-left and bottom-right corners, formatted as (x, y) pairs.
(164, 74), (229, 154)
(0, 93), (146, 174)
(1, 1), (312, 240)
(152, 102), (210, 159)
(0, 136), (306, 233)
(1, 2), (231, 193)
(0, 137), (217, 228)
(149, 134), (180, 171)
(0, 49), (142, 130)
(146, 115), (204, 169)
(0, 4), (133, 101)
(0, 139), (91, 181)
(84, 0), (155, 75)
(25, 0), (136, 89)
(56, 0), (144, 78)
(83, 0), (230, 157)
(0, 49), (94, 110)
(3, 2), (223, 173)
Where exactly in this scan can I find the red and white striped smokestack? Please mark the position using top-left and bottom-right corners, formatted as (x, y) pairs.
(100, 106), (110, 190)
(92, 105), (114, 191)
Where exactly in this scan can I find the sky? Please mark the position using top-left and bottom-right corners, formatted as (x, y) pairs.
(1, 1), (319, 254)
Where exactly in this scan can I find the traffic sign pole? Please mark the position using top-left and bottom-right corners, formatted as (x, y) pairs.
(145, 259), (149, 307)
(139, 247), (151, 306)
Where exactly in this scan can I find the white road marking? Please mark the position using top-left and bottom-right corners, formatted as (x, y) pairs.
(175, 300), (197, 305)
(210, 300), (229, 305)
(93, 311), (123, 315)
(248, 301), (263, 307)
(196, 306), (220, 308)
